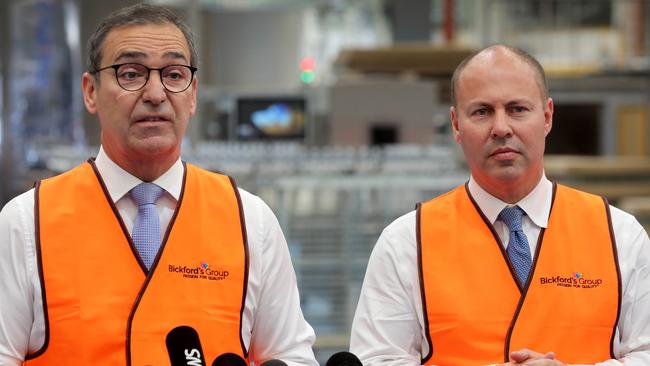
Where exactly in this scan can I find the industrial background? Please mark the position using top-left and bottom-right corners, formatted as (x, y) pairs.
(1, 0), (650, 363)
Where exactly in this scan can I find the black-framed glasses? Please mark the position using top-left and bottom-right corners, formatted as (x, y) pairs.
(93, 63), (197, 93)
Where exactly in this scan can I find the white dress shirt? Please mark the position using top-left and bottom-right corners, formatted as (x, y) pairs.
(350, 176), (650, 366)
(0, 147), (318, 366)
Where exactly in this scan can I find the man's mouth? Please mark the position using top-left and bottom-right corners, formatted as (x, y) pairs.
(135, 115), (169, 123)
(491, 147), (519, 160)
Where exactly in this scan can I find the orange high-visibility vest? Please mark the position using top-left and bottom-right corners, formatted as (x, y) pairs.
(418, 183), (620, 365)
(25, 161), (249, 366)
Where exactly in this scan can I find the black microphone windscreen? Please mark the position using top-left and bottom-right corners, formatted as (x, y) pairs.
(211, 353), (248, 366)
(259, 360), (288, 366)
(166, 325), (206, 366)
(326, 351), (363, 366)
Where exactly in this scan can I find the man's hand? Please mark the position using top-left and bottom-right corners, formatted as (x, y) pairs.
(493, 348), (567, 365)
(511, 348), (567, 365)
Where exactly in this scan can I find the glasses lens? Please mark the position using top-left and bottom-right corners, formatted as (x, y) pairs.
(115, 64), (148, 91)
(161, 65), (194, 92)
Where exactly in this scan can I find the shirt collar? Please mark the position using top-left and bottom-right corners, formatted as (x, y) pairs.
(94, 146), (184, 203)
(467, 174), (553, 228)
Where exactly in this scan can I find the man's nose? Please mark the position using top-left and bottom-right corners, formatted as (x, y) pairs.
(141, 70), (167, 105)
(491, 110), (513, 138)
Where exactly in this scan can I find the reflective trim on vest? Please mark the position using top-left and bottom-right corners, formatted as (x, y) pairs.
(417, 184), (620, 365)
(26, 161), (249, 365)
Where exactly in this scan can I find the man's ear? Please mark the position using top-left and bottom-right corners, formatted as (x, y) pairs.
(189, 77), (197, 116)
(543, 97), (554, 136)
(82, 72), (98, 114)
(450, 106), (461, 144)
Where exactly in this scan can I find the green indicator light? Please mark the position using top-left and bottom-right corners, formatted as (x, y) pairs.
(301, 70), (316, 84)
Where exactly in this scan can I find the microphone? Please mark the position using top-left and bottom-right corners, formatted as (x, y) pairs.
(166, 325), (206, 366)
(326, 351), (362, 366)
(211, 353), (248, 366)
(259, 360), (288, 366)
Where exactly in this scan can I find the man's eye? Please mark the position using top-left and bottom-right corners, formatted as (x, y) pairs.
(165, 71), (183, 80)
(473, 108), (490, 116)
(162, 66), (190, 82)
(119, 70), (144, 80)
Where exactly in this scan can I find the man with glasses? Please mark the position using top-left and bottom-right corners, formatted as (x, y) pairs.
(0, 4), (317, 365)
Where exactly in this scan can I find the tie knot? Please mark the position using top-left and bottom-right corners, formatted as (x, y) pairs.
(130, 183), (164, 207)
(499, 205), (526, 232)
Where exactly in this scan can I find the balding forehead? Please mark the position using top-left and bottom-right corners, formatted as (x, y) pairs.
(453, 45), (548, 104)
(463, 46), (526, 73)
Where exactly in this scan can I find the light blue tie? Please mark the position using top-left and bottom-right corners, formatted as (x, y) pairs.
(130, 183), (164, 269)
(499, 206), (532, 286)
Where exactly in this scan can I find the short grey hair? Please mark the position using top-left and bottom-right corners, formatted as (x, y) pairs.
(450, 44), (548, 106)
(86, 3), (198, 74)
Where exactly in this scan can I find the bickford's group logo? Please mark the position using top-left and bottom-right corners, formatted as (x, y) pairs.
(168, 261), (230, 281)
(539, 271), (603, 289)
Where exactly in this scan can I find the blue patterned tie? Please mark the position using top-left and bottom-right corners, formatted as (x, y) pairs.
(499, 206), (532, 286)
(130, 183), (165, 269)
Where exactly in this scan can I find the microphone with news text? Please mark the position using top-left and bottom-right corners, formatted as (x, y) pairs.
(326, 351), (362, 366)
(166, 325), (207, 366)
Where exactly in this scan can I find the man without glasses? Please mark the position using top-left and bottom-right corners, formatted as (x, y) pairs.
(350, 44), (650, 365)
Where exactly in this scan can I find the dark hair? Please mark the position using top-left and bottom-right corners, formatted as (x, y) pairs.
(86, 3), (197, 74)
(450, 44), (548, 106)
